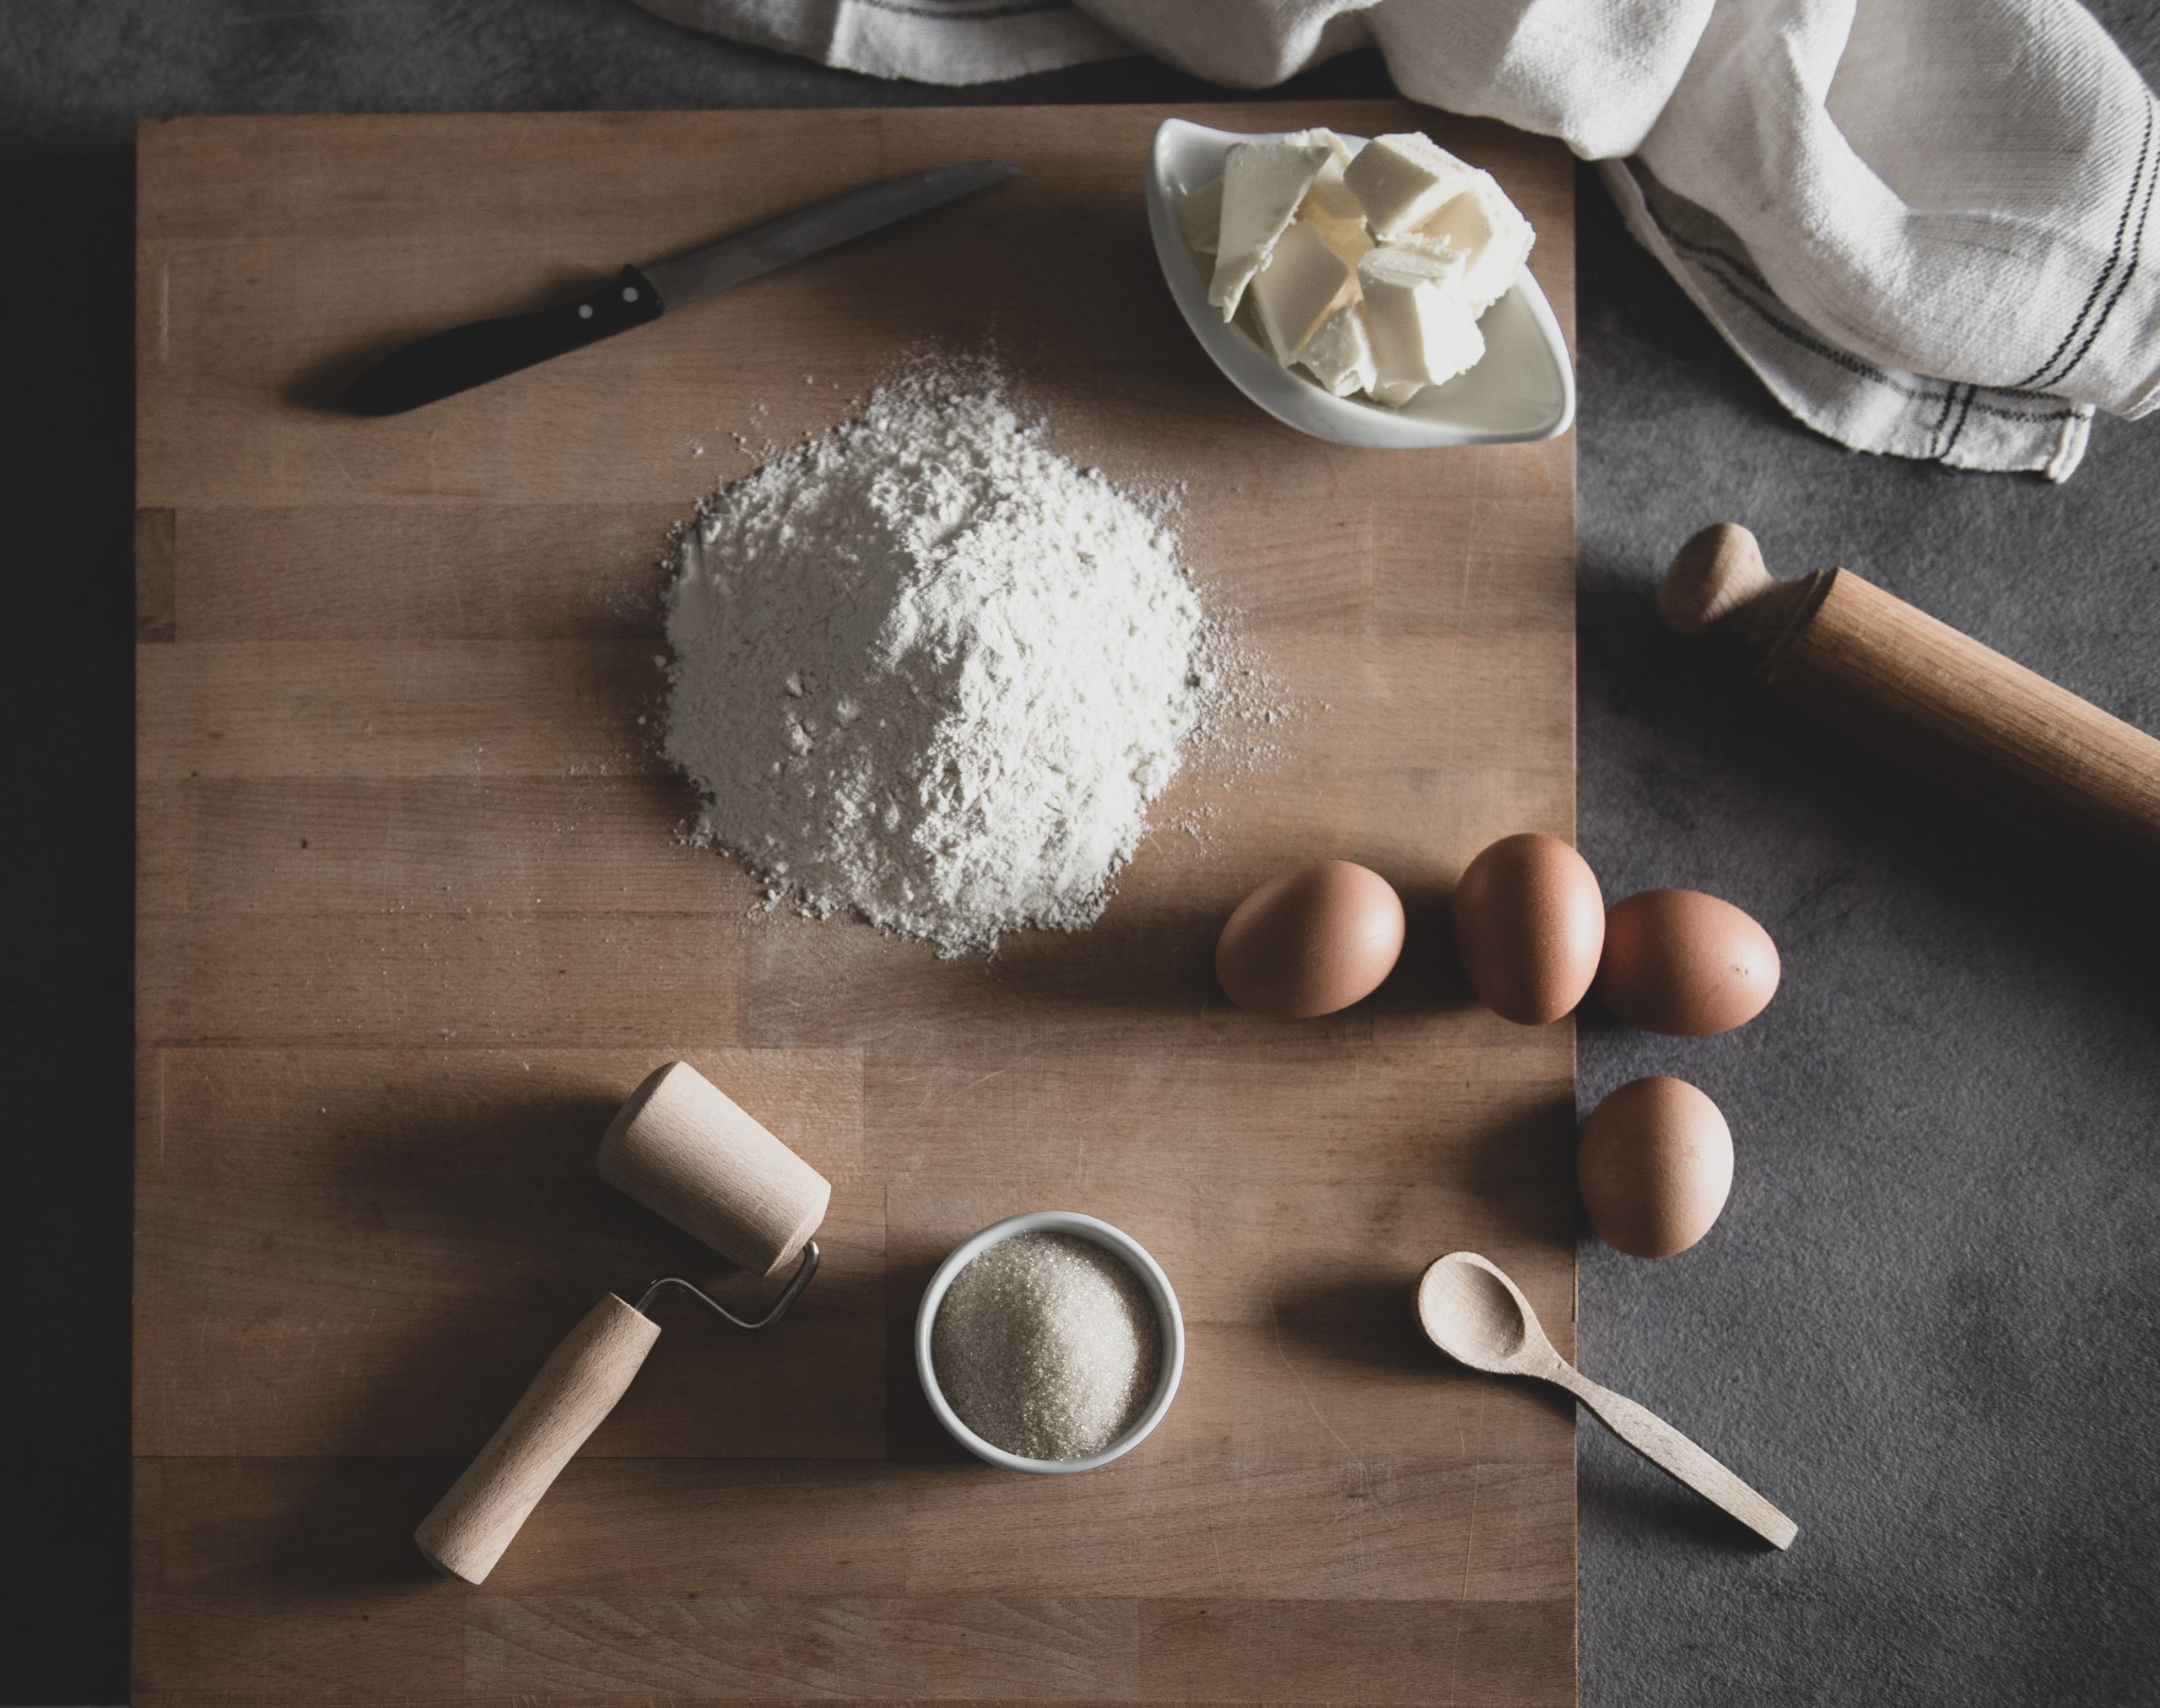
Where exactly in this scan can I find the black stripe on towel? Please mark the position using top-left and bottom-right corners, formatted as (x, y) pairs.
(2043, 105), (2160, 391)
(1634, 179), (2081, 429)
(849, 0), (1071, 19)
(2014, 98), (2155, 390)
(1936, 385), (1978, 463)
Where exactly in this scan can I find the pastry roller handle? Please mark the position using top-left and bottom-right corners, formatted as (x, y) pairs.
(413, 1293), (660, 1585)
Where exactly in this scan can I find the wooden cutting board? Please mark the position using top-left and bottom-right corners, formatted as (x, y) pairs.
(134, 102), (1577, 1705)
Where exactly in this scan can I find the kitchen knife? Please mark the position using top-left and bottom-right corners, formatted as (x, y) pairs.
(344, 159), (1020, 415)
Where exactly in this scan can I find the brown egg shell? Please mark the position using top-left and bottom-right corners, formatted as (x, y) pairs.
(1594, 888), (1779, 1036)
(1450, 832), (1605, 1024)
(1576, 1076), (1733, 1259)
(1214, 859), (1406, 1019)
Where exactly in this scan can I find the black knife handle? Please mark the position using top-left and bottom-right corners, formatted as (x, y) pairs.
(344, 266), (665, 415)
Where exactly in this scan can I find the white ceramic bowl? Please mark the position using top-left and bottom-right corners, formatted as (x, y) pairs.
(916, 1209), (1185, 1475)
(1146, 116), (1576, 449)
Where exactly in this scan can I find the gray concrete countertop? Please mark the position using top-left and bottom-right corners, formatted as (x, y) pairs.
(4, 4), (2155, 1702)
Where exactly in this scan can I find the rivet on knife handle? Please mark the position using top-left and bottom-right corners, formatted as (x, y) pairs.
(345, 266), (662, 416)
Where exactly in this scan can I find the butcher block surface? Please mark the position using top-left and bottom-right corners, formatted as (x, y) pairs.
(134, 103), (1578, 1705)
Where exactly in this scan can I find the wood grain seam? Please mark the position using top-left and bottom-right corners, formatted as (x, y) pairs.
(137, 506), (177, 642)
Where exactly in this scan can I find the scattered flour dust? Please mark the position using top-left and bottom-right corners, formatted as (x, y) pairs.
(662, 358), (1227, 956)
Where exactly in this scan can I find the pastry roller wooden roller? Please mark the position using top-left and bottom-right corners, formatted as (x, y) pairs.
(1662, 524), (2160, 866)
(413, 1061), (830, 1584)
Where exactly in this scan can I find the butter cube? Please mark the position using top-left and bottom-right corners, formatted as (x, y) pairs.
(1342, 132), (1481, 240)
(1233, 290), (1282, 363)
(1303, 158), (1364, 223)
(1304, 205), (1373, 273)
(1285, 127), (1353, 159)
(1296, 130), (1374, 268)
(1208, 137), (1334, 318)
(1299, 302), (1378, 397)
(1284, 127), (1354, 165)
(1295, 129), (1363, 216)
(1177, 176), (1223, 256)
(1358, 246), (1486, 390)
(1299, 167), (1374, 273)
(1401, 169), (1536, 311)
(1249, 219), (1355, 366)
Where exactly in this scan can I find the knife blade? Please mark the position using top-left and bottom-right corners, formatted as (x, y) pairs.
(344, 159), (1020, 416)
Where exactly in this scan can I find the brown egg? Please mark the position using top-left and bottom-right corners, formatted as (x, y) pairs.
(1577, 1077), (1733, 1258)
(1450, 832), (1605, 1024)
(1595, 888), (1779, 1035)
(1215, 859), (1406, 1018)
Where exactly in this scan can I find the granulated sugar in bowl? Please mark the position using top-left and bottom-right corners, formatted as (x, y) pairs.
(917, 1211), (1185, 1473)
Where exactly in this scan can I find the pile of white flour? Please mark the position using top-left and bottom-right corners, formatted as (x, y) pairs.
(662, 369), (1211, 956)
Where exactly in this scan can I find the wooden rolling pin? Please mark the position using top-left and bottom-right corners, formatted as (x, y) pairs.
(1661, 524), (2160, 867)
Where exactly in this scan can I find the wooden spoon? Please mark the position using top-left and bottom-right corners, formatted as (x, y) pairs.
(1416, 1251), (1797, 1549)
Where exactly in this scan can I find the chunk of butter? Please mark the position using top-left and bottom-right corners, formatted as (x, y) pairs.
(1301, 187), (1374, 273)
(1233, 291), (1281, 363)
(1300, 159), (1374, 270)
(1304, 165), (1362, 224)
(1358, 246), (1486, 390)
(1250, 220), (1355, 366)
(1293, 138), (1375, 278)
(1342, 132), (1481, 240)
(1177, 176), (1224, 256)
(1289, 127), (1355, 160)
(1298, 130), (1364, 219)
(1208, 137), (1334, 318)
(1398, 169), (1536, 312)
(1299, 302), (1378, 397)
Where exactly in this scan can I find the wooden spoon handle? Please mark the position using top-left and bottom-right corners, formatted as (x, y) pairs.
(1562, 1370), (1798, 1549)
(413, 1293), (661, 1583)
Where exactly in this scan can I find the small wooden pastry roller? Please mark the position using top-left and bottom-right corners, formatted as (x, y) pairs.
(413, 1061), (829, 1584)
(1663, 524), (2160, 867)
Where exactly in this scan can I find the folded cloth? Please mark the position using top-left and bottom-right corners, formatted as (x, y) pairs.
(638, 0), (2160, 478)
(635, 0), (1131, 84)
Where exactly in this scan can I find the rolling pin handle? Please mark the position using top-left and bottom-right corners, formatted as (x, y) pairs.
(1656, 519), (2160, 867)
(1660, 523), (1822, 650)
(1660, 523), (1773, 635)
(413, 1292), (661, 1585)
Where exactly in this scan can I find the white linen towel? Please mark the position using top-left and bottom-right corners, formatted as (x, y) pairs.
(638, 0), (2160, 479)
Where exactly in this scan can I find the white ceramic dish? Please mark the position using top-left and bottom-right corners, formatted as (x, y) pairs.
(916, 1209), (1185, 1475)
(1146, 116), (1576, 449)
